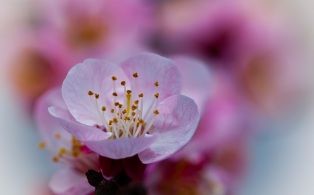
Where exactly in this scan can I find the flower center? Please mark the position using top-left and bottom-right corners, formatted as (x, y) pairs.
(88, 72), (160, 139)
(67, 16), (107, 49)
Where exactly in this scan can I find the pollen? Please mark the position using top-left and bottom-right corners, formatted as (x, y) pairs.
(88, 90), (94, 96)
(87, 74), (161, 139)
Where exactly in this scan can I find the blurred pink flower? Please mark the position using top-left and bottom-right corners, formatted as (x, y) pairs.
(49, 53), (200, 163)
(9, 33), (72, 112)
(33, 0), (153, 63)
(155, 0), (303, 117)
(175, 73), (249, 162)
(35, 89), (97, 195)
(146, 137), (248, 195)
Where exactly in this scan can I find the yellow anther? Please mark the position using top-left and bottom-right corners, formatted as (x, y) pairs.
(72, 151), (80, 158)
(101, 106), (106, 111)
(88, 90), (94, 96)
(132, 72), (139, 78)
(38, 142), (46, 150)
(58, 147), (67, 156)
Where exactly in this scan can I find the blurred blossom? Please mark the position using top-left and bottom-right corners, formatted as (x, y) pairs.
(9, 0), (153, 112)
(32, 0), (153, 61)
(35, 89), (98, 194)
(9, 33), (71, 112)
(151, 0), (304, 118)
(146, 137), (248, 195)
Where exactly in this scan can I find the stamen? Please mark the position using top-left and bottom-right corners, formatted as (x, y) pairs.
(38, 142), (46, 150)
(88, 90), (94, 96)
(52, 156), (59, 163)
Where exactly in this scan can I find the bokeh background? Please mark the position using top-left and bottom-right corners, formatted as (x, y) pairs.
(0, 0), (313, 194)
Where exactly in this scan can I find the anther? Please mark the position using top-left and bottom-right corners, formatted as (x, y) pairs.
(112, 92), (118, 97)
(132, 72), (139, 78)
(138, 93), (144, 98)
(134, 100), (139, 105)
(121, 81), (126, 86)
(114, 102), (120, 107)
(38, 142), (46, 150)
(112, 76), (117, 81)
(154, 110), (159, 115)
(101, 106), (106, 112)
(111, 109), (115, 113)
(154, 93), (159, 99)
(127, 90), (132, 94)
(52, 156), (59, 163)
(88, 90), (94, 96)
(95, 94), (100, 99)
(154, 81), (159, 87)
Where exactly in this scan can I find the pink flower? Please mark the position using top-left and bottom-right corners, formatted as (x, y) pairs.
(35, 89), (97, 195)
(48, 53), (200, 164)
(9, 32), (72, 112)
(33, 0), (153, 63)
